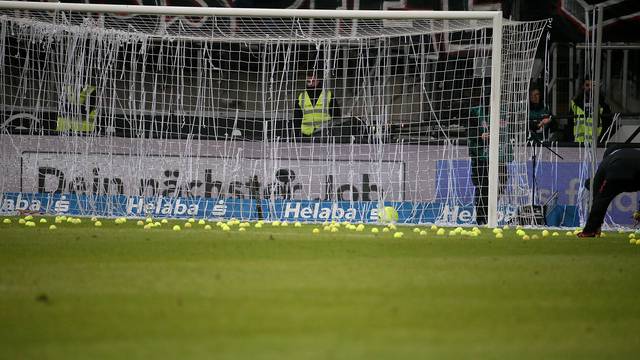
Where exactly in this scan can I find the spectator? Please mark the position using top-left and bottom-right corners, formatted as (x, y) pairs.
(528, 87), (557, 141)
(569, 79), (612, 143)
(467, 95), (511, 225)
(293, 70), (340, 138)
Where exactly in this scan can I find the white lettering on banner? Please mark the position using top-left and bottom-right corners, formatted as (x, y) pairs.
(126, 197), (199, 216)
(21, 153), (403, 202)
(282, 202), (359, 221)
(439, 204), (517, 224)
(0, 193), (41, 212)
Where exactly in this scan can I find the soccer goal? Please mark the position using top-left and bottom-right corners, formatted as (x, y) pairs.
(0, 1), (548, 226)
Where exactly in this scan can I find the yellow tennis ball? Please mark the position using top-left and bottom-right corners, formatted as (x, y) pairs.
(255, 223), (263, 228)
(419, 230), (427, 236)
(49, 224), (57, 230)
(204, 224), (212, 230)
(173, 225), (181, 231)
(436, 228), (445, 236)
(94, 221), (102, 227)
(371, 228), (379, 234)
(495, 233), (503, 239)
(393, 232), (404, 238)
(312, 228), (320, 234)
(184, 222), (192, 228)
(380, 206), (399, 223)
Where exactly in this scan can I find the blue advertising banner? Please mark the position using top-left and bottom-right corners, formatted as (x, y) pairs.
(0, 191), (580, 226)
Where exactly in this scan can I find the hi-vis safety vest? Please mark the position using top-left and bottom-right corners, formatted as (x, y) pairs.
(56, 85), (97, 132)
(298, 90), (332, 136)
(571, 99), (602, 143)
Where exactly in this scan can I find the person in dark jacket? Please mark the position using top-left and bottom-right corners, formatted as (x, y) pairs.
(578, 147), (640, 237)
(467, 96), (512, 226)
(528, 87), (557, 141)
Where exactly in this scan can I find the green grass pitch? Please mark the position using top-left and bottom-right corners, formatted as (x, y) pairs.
(1, 217), (640, 359)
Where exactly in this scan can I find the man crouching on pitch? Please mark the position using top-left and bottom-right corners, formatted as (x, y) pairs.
(578, 146), (640, 237)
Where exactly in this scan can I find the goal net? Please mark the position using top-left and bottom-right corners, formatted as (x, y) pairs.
(0, 2), (548, 226)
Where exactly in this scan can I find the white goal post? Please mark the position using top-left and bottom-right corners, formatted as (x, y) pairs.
(0, 1), (547, 227)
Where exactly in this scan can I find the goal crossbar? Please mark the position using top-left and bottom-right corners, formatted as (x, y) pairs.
(0, 1), (501, 21)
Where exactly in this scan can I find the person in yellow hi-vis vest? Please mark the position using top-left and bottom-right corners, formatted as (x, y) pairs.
(293, 71), (340, 137)
(56, 85), (97, 132)
(569, 79), (611, 143)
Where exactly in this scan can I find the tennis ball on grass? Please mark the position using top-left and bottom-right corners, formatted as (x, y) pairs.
(281, 221), (289, 227)
(188, 218), (195, 223)
(393, 232), (404, 238)
(522, 235), (530, 241)
(95, 221), (102, 227)
(3, 219), (11, 224)
(566, 231), (574, 236)
(49, 225), (57, 230)
(204, 224), (212, 230)
(382, 227), (389, 233)
(531, 235), (539, 240)
(25, 215), (33, 220)
(312, 228), (320, 234)
(371, 228), (379, 234)
(18, 219), (26, 224)
(630, 238), (637, 245)
(413, 227), (420, 233)
(380, 206), (399, 223)
(294, 221), (302, 228)
(239, 228), (246, 232)
(255, 223), (263, 229)
(222, 225), (231, 232)
(161, 219), (168, 224)
(629, 233), (636, 239)
(172, 225), (181, 231)
(542, 230), (550, 237)
(272, 221), (281, 227)
(184, 222), (192, 228)
(136, 220), (144, 226)
(552, 232), (559, 236)
(420, 230), (427, 236)
(430, 225), (438, 231)
(25, 221), (36, 227)
(198, 219), (206, 225)
(436, 228), (445, 236)
(39, 218), (47, 224)
(495, 233), (503, 239)
(330, 227), (339, 233)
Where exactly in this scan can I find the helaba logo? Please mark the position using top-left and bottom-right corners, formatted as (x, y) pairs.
(282, 202), (379, 221)
(211, 200), (227, 217)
